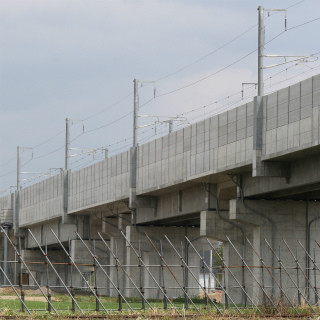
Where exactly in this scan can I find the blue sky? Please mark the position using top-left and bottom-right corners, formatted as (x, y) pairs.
(0, 0), (319, 192)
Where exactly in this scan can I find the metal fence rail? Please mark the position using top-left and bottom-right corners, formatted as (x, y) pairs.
(0, 226), (320, 316)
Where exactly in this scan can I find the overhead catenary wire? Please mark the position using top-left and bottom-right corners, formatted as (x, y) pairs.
(0, 155), (34, 179)
(70, 154), (106, 171)
(0, 128), (65, 170)
(262, 16), (320, 49)
(265, 63), (320, 95)
(0, 156), (17, 168)
(70, 154), (97, 168)
(32, 129), (65, 150)
(286, 16), (320, 31)
(0, 168), (17, 179)
(156, 23), (258, 82)
(83, 91), (133, 121)
(156, 48), (258, 98)
(79, 110), (132, 135)
(0, 132), (63, 167)
(286, 0), (305, 10)
(32, 145), (65, 160)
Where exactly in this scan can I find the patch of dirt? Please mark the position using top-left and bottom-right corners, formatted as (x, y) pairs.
(0, 287), (15, 294)
(0, 287), (60, 302)
(24, 287), (48, 295)
(209, 291), (223, 303)
(0, 287), (48, 295)
(199, 290), (223, 303)
(0, 295), (59, 302)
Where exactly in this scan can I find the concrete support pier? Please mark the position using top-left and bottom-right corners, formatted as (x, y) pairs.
(124, 225), (202, 299)
(201, 198), (320, 305)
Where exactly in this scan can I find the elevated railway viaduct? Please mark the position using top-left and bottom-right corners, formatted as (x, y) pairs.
(1, 74), (320, 303)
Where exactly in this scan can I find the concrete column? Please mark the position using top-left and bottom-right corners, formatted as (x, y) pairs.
(2, 226), (10, 285)
(201, 199), (319, 305)
(106, 236), (126, 297)
(125, 225), (203, 299)
(22, 247), (70, 288)
(201, 210), (260, 305)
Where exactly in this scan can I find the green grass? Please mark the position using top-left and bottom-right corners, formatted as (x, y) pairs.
(1, 293), (319, 319)
(0, 293), (217, 314)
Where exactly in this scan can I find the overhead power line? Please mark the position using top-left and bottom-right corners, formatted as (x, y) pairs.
(83, 92), (133, 121)
(82, 110), (133, 135)
(286, 0), (305, 10)
(0, 156), (16, 168)
(286, 16), (320, 31)
(33, 145), (65, 160)
(156, 48), (258, 98)
(156, 23), (257, 82)
(32, 130), (65, 150)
